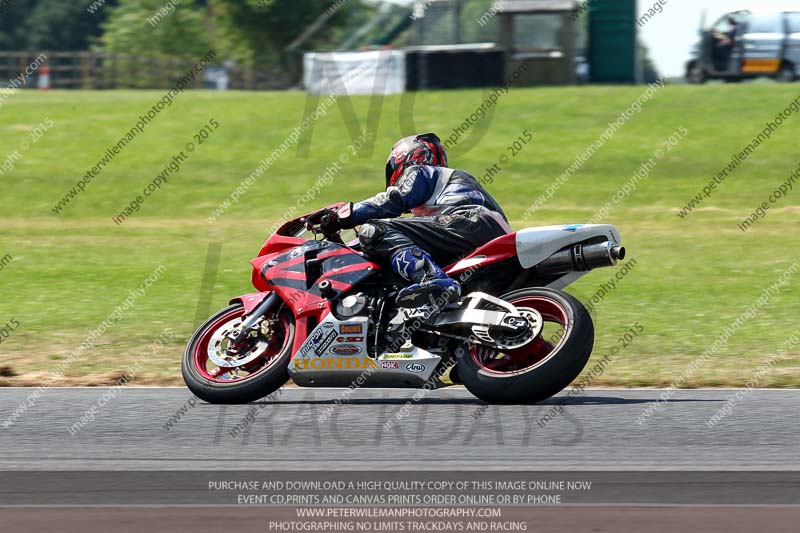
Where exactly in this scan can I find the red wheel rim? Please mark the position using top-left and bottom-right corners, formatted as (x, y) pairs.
(192, 307), (290, 383)
(469, 295), (571, 376)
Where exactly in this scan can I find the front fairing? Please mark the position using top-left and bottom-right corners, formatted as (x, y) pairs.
(250, 202), (349, 291)
(251, 239), (380, 315)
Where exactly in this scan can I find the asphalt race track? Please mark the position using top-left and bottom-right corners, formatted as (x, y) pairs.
(1, 387), (797, 470)
(2, 387), (799, 532)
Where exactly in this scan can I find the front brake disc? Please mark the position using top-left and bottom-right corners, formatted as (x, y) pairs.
(207, 317), (271, 368)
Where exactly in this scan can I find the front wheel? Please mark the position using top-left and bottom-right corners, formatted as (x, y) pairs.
(456, 288), (593, 404)
(686, 62), (707, 84)
(181, 303), (294, 404)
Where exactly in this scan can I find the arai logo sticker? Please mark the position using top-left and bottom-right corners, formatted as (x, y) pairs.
(405, 363), (425, 373)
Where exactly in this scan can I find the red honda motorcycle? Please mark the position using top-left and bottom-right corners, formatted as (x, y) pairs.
(182, 204), (625, 404)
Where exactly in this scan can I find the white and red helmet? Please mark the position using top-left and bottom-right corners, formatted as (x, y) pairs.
(385, 133), (448, 187)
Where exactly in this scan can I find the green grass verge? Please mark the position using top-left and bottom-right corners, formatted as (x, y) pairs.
(0, 84), (798, 386)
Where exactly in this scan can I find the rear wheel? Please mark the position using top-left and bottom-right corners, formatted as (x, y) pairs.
(181, 303), (294, 404)
(456, 288), (593, 404)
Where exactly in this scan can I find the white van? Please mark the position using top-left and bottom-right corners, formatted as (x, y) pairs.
(686, 2), (800, 83)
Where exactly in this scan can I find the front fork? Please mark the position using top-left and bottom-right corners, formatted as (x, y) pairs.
(230, 292), (282, 344)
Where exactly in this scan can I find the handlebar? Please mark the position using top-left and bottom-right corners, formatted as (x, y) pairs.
(300, 213), (344, 245)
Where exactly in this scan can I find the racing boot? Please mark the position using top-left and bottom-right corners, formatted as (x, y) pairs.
(391, 246), (461, 309)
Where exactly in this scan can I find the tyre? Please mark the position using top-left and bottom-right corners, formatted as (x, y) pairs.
(686, 62), (707, 84)
(181, 303), (294, 404)
(456, 287), (594, 404)
(777, 62), (796, 83)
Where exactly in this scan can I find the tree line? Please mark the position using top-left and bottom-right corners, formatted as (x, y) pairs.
(0, 0), (363, 66)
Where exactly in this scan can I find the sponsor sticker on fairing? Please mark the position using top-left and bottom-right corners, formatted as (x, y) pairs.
(339, 324), (363, 334)
(331, 344), (361, 355)
(294, 357), (377, 370)
(337, 336), (363, 343)
(405, 363), (425, 373)
(381, 361), (399, 369)
(309, 328), (324, 344)
(300, 328), (327, 356)
(383, 353), (413, 359)
(314, 330), (338, 355)
(300, 344), (314, 357)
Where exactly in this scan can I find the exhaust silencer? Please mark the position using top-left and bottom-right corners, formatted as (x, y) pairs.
(536, 241), (625, 276)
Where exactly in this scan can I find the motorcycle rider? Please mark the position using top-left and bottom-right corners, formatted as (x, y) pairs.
(308, 133), (510, 308)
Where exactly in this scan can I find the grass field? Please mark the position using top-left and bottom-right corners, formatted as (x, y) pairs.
(1, 84), (798, 387)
